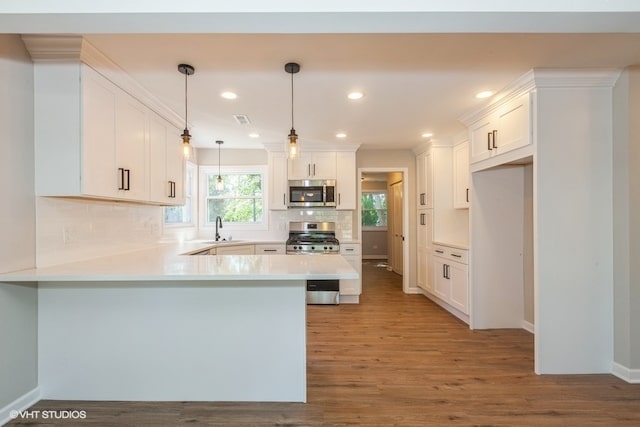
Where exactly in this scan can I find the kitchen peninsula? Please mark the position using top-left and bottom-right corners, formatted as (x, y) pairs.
(0, 242), (358, 403)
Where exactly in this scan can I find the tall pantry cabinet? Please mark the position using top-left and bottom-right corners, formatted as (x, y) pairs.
(415, 143), (470, 322)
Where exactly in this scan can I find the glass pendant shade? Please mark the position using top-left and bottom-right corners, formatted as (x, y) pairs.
(215, 140), (224, 191)
(288, 128), (298, 159)
(181, 129), (191, 159)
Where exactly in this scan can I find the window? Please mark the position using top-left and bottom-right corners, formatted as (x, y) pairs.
(200, 166), (266, 229)
(361, 191), (387, 229)
(164, 161), (196, 226)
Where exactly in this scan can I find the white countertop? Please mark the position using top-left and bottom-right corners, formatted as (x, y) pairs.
(0, 241), (359, 283)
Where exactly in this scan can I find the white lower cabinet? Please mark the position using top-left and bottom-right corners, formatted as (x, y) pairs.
(340, 243), (362, 303)
(216, 245), (255, 255)
(430, 244), (469, 321)
(416, 210), (433, 292)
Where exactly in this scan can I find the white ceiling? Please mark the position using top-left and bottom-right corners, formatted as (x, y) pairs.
(5, 4), (640, 151)
(83, 33), (640, 151)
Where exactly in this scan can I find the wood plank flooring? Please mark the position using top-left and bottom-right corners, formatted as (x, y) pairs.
(9, 261), (640, 426)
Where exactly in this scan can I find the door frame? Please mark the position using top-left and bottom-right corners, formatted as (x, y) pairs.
(357, 167), (410, 293)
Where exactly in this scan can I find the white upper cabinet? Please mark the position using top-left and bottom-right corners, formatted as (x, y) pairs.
(268, 151), (289, 210)
(469, 92), (532, 165)
(453, 141), (470, 209)
(288, 152), (337, 180)
(34, 63), (184, 205)
(149, 112), (185, 205)
(115, 93), (148, 201)
(416, 150), (433, 209)
(81, 66), (118, 198)
(336, 152), (356, 210)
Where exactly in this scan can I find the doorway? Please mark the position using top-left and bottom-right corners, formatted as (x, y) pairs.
(358, 167), (409, 293)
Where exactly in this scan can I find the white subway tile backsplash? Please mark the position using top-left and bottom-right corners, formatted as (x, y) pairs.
(36, 198), (163, 267)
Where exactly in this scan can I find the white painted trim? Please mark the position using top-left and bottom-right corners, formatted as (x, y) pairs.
(0, 387), (41, 426)
(522, 320), (535, 334)
(612, 362), (640, 384)
(357, 167), (409, 294)
(459, 68), (622, 126)
(422, 291), (470, 325)
(21, 35), (185, 130)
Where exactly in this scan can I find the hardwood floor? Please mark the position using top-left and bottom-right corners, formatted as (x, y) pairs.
(9, 261), (640, 426)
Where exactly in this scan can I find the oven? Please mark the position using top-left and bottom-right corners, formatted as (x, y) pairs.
(286, 221), (340, 304)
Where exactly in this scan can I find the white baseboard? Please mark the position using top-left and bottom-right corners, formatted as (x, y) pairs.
(0, 387), (40, 426)
(522, 320), (535, 334)
(612, 362), (640, 384)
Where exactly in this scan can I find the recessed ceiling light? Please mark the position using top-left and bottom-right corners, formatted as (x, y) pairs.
(347, 91), (364, 100)
(475, 90), (494, 99)
(421, 132), (433, 138)
(336, 133), (347, 138)
(248, 133), (260, 138)
(221, 91), (238, 100)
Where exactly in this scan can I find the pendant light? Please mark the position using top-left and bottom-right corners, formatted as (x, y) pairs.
(178, 63), (195, 159)
(215, 140), (224, 191)
(285, 62), (300, 159)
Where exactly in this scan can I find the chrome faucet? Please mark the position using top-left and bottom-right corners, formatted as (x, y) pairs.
(215, 216), (223, 241)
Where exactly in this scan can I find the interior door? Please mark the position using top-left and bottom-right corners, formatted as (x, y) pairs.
(391, 180), (404, 275)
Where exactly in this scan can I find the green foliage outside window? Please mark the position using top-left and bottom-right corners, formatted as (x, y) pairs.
(362, 192), (387, 228)
(206, 173), (263, 223)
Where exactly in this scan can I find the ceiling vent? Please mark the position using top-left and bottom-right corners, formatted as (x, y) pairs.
(233, 114), (251, 125)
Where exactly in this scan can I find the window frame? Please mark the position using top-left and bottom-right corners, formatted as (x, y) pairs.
(198, 165), (268, 232)
(361, 190), (388, 231)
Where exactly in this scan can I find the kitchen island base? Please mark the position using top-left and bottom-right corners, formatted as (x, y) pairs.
(38, 280), (306, 402)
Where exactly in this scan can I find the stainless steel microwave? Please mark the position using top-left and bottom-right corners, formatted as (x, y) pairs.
(288, 179), (336, 208)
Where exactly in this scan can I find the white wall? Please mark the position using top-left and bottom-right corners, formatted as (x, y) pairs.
(0, 34), (38, 414)
(612, 67), (640, 377)
(36, 198), (164, 268)
(535, 86), (614, 374)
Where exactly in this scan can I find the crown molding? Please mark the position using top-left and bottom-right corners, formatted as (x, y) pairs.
(459, 68), (621, 126)
(21, 34), (185, 130)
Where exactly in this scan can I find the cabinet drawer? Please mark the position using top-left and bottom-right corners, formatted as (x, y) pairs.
(340, 243), (361, 256)
(433, 244), (468, 264)
(255, 244), (286, 255)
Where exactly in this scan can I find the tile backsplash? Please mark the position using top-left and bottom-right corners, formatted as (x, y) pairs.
(36, 197), (356, 267)
(36, 197), (163, 267)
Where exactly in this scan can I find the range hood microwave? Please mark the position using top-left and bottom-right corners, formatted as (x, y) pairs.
(288, 179), (336, 208)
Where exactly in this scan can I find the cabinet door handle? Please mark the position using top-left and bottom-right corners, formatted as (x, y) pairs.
(338, 193), (341, 205)
(466, 188), (469, 203)
(451, 253), (462, 258)
(172, 181), (176, 198)
(313, 163), (316, 176)
(283, 193), (286, 205)
(487, 132), (493, 151)
(263, 249), (278, 252)
(447, 264), (451, 279)
(492, 130), (498, 148)
(118, 168), (125, 190)
(308, 164), (311, 177)
(125, 169), (131, 191)
(435, 249), (444, 254)
(442, 264), (447, 278)
(420, 193), (425, 205)
(420, 213), (425, 225)
(345, 248), (354, 252)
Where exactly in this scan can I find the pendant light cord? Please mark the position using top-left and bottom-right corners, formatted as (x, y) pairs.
(184, 72), (189, 128)
(290, 71), (294, 129)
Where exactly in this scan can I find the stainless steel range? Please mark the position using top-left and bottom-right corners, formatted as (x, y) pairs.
(286, 221), (340, 255)
(286, 221), (340, 304)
